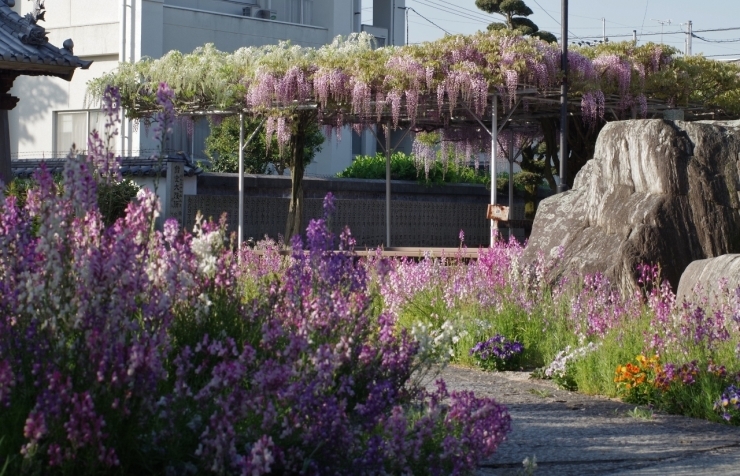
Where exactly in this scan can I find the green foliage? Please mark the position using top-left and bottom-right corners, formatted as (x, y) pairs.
(337, 152), (490, 186)
(476, 0), (555, 43)
(203, 115), (324, 174)
(4, 176), (139, 227)
(97, 179), (141, 226)
(337, 152), (418, 180)
(532, 31), (557, 43)
(3, 177), (38, 209)
(573, 42), (740, 116)
(476, 0), (533, 17)
(205, 116), (270, 174)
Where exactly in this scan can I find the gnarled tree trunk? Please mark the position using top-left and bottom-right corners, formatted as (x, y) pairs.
(284, 113), (309, 243)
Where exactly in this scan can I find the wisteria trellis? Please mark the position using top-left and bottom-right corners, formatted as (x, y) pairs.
(89, 30), (704, 173)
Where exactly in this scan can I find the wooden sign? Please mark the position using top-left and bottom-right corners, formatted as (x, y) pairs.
(487, 204), (509, 221)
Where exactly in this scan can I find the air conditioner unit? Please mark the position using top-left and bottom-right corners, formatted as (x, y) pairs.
(255, 9), (277, 20)
(241, 4), (260, 17)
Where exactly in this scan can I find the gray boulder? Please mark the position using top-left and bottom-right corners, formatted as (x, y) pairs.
(676, 255), (740, 306)
(523, 119), (740, 294)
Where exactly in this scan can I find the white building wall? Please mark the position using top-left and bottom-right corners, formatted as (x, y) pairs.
(161, 7), (329, 52)
(10, 0), (404, 177)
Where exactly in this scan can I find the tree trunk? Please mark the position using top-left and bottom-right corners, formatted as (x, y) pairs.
(284, 116), (307, 243)
(0, 75), (17, 186)
(539, 118), (558, 191)
(0, 110), (10, 185)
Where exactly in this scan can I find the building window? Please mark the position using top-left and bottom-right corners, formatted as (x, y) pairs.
(169, 117), (211, 161)
(55, 110), (117, 158)
(266, 0), (312, 24)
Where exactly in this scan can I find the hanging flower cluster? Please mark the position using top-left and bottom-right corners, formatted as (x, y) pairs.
(89, 28), (739, 160)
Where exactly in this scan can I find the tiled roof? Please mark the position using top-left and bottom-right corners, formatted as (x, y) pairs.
(11, 154), (205, 179)
(0, 0), (92, 80)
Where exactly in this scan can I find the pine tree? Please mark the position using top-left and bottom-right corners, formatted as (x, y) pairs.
(475, 0), (557, 43)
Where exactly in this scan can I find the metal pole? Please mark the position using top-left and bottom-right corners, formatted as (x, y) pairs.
(602, 18), (605, 42)
(120, 0), (127, 158)
(391, 0), (395, 45)
(238, 113), (244, 251)
(490, 94), (498, 247)
(353, 0), (361, 32)
(385, 123), (392, 247)
(508, 134), (514, 241)
(559, 0), (569, 193)
(190, 117), (196, 158)
(508, 136), (514, 213)
(633, 30), (637, 44)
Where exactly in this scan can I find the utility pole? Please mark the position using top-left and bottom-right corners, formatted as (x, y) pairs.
(688, 21), (692, 55)
(681, 21), (694, 55)
(652, 19), (672, 44)
(396, 5), (409, 45)
(559, 0), (569, 194)
(405, 7), (409, 45)
(633, 30), (637, 44)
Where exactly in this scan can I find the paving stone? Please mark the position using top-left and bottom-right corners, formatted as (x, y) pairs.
(429, 366), (740, 475)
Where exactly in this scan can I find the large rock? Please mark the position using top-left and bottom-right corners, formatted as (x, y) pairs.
(676, 255), (740, 306)
(523, 119), (740, 294)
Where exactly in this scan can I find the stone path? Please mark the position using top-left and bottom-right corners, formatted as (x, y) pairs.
(434, 366), (740, 475)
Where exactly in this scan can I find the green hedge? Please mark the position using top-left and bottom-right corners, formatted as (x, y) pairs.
(337, 152), (491, 186)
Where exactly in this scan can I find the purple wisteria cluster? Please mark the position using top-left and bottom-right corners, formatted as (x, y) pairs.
(0, 83), (512, 474)
(469, 335), (524, 371)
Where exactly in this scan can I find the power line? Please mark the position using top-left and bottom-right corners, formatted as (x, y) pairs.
(575, 26), (740, 40)
(409, 15), (498, 26)
(412, 0), (496, 24)
(374, 0), (496, 26)
(692, 34), (740, 44)
(639, 0), (649, 39)
(407, 7), (452, 35)
(529, 0), (582, 39)
(412, 0), (497, 21)
(696, 26), (740, 33)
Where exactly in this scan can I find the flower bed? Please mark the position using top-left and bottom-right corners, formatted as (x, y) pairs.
(383, 235), (740, 425)
(0, 87), (511, 475)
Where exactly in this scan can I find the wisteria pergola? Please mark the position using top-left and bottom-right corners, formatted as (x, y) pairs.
(89, 31), (740, 248)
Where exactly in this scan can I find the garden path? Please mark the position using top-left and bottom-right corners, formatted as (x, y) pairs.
(433, 366), (740, 475)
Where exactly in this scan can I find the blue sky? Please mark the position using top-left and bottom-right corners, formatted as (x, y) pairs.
(363, 0), (740, 59)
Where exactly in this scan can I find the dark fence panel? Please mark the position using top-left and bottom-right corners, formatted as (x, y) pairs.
(185, 173), (524, 248)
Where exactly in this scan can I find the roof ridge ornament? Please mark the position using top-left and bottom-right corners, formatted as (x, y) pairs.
(19, 0), (47, 46)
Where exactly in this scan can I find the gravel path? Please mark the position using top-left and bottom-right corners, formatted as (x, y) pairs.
(433, 365), (740, 475)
